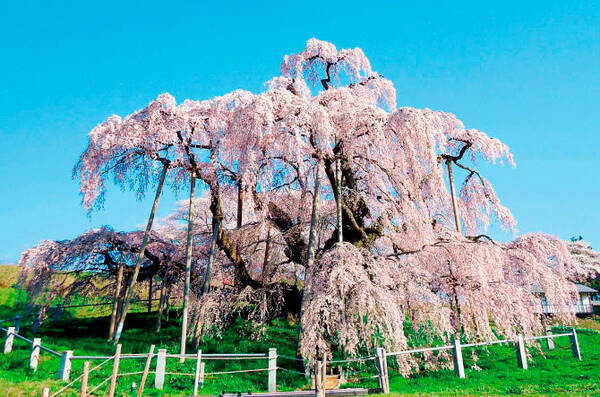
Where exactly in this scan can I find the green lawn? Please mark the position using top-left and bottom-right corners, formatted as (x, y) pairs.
(1, 264), (599, 396)
(376, 330), (600, 396)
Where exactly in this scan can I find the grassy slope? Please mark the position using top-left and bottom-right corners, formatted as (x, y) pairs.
(1, 264), (599, 396)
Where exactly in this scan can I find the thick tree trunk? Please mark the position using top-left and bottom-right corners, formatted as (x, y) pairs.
(180, 175), (196, 362)
(108, 252), (125, 340)
(322, 159), (375, 247)
(446, 160), (462, 235)
(205, 181), (259, 288)
(113, 163), (168, 343)
(155, 277), (167, 332)
(202, 219), (219, 294)
(335, 158), (343, 243)
(237, 179), (243, 229)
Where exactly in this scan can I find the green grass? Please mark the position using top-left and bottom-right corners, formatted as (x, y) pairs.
(0, 314), (308, 396)
(372, 330), (600, 396)
(1, 264), (599, 396)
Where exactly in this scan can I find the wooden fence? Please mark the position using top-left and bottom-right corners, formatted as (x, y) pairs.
(0, 313), (585, 396)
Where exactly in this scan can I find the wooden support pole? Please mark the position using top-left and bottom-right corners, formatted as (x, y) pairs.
(14, 315), (21, 333)
(314, 361), (321, 397)
(446, 160), (463, 235)
(335, 154), (343, 243)
(30, 338), (41, 371)
(42, 387), (49, 397)
(80, 361), (90, 397)
(193, 350), (202, 397)
(570, 329), (582, 360)
(155, 278), (166, 332)
(154, 349), (166, 389)
(108, 344), (122, 397)
(201, 218), (219, 295)
(137, 344), (155, 397)
(58, 350), (73, 381)
(114, 163), (168, 343)
(147, 277), (153, 313)
(546, 327), (555, 350)
(3, 327), (15, 354)
(116, 279), (126, 325)
(452, 339), (465, 378)
(165, 290), (171, 323)
(268, 348), (277, 393)
(237, 179), (243, 229)
(33, 309), (42, 334)
(516, 334), (528, 369)
(53, 304), (62, 322)
(109, 253), (125, 340)
(180, 174), (196, 362)
(376, 347), (390, 393)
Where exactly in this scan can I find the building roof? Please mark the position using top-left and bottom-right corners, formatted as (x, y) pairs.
(575, 283), (598, 293)
(531, 283), (598, 294)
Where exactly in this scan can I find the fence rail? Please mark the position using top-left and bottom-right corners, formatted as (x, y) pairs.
(56, 298), (161, 310)
(1, 311), (588, 396)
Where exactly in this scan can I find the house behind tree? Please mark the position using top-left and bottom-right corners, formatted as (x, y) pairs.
(533, 283), (599, 315)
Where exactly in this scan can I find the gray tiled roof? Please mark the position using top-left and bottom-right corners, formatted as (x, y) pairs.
(531, 283), (598, 294)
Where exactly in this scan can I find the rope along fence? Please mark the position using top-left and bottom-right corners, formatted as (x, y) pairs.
(1, 315), (586, 396)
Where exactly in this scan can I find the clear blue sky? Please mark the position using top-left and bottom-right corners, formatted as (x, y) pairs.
(1, 1), (598, 263)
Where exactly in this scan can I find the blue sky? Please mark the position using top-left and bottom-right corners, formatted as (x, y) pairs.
(1, 1), (598, 263)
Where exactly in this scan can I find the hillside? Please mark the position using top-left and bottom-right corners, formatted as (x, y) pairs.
(1, 270), (599, 396)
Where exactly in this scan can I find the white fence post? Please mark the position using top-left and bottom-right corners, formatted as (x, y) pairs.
(41, 387), (50, 397)
(30, 338), (41, 371)
(516, 334), (528, 369)
(193, 349), (202, 397)
(570, 329), (582, 360)
(3, 327), (15, 354)
(268, 348), (277, 393)
(58, 350), (73, 381)
(546, 327), (555, 350)
(154, 348), (166, 389)
(375, 349), (382, 390)
(376, 347), (390, 393)
(199, 362), (205, 388)
(4, 327), (15, 354)
(315, 359), (326, 397)
(452, 339), (465, 378)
